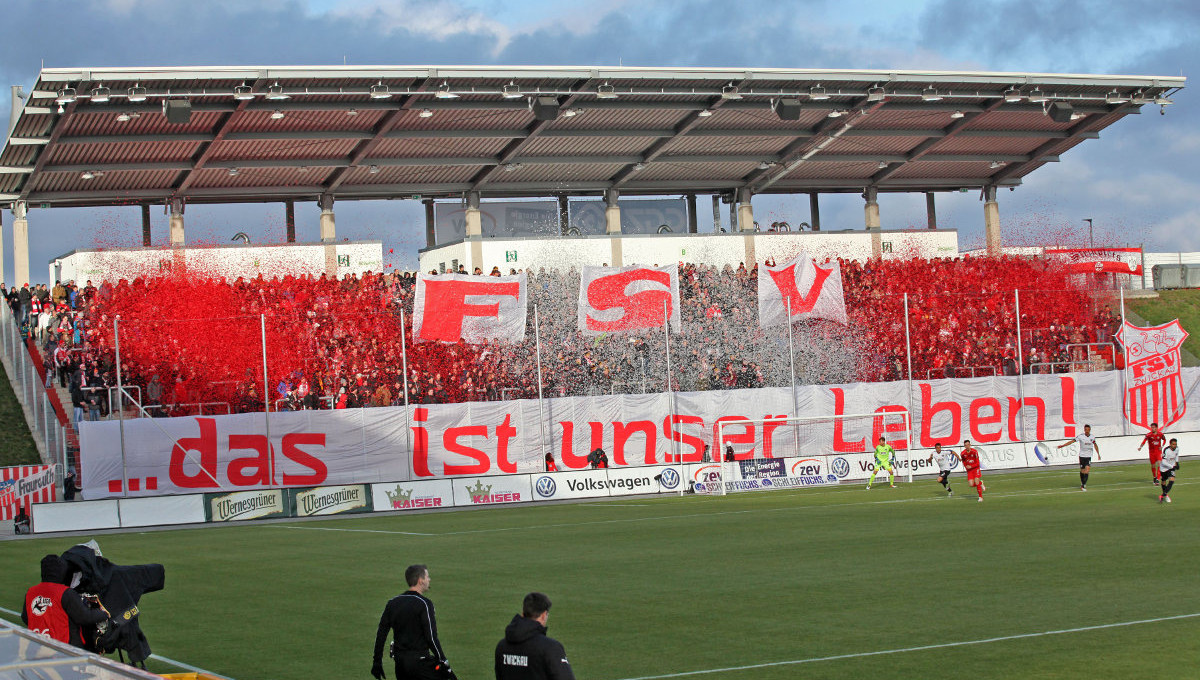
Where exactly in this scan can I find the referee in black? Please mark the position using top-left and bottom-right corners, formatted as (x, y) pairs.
(372, 564), (448, 680)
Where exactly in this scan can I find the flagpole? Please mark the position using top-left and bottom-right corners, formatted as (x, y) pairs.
(1015, 289), (1026, 441)
(400, 308), (412, 479)
(535, 304), (548, 462)
(663, 301), (678, 470)
(903, 293), (914, 483)
(786, 296), (799, 456)
(1119, 287), (1129, 436)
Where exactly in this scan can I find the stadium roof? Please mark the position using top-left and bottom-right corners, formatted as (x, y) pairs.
(0, 65), (1185, 208)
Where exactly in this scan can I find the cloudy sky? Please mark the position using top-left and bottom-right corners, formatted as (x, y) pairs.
(0, 0), (1196, 281)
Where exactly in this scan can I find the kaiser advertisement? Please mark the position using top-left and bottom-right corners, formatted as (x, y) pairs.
(372, 479), (454, 512)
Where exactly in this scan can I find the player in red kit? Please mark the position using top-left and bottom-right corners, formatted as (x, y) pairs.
(1138, 422), (1166, 484)
(960, 439), (985, 502)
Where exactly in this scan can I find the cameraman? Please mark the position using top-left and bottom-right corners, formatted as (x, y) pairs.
(495, 592), (575, 680)
(23, 554), (110, 647)
(372, 564), (448, 680)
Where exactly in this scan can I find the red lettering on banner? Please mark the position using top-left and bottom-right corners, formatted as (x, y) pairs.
(664, 415), (705, 462)
(419, 279), (520, 342)
(831, 388), (865, 452)
(585, 269), (672, 332)
(228, 434), (271, 486)
(872, 405), (909, 448)
(495, 414), (518, 474)
(412, 407), (433, 477)
(1006, 397), (1046, 441)
(281, 433), (328, 485)
(557, 421), (603, 469)
(969, 398), (1003, 443)
(761, 415), (789, 457)
(614, 420), (657, 465)
(767, 264), (833, 314)
(443, 425), (490, 475)
(1059, 376), (1076, 437)
(713, 416), (754, 458)
(920, 384), (961, 447)
(170, 418), (219, 488)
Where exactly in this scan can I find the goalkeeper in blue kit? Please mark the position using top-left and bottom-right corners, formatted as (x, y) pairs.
(867, 436), (896, 489)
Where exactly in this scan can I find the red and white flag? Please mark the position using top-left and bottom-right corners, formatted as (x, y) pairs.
(413, 273), (527, 343)
(758, 253), (848, 326)
(1117, 319), (1189, 430)
(577, 264), (681, 335)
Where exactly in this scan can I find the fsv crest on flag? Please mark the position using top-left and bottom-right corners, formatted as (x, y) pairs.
(1116, 319), (1189, 430)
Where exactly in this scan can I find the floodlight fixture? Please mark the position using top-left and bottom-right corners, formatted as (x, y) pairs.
(1105, 90), (1128, 104)
(266, 82), (289, 100)
(55, 88), (77, 104)
(921, 86), (942, 102)
(233, 84), (255, 101)
(596, 83), (618, 99)
(116, 112), (131, 122)
(808, 84), (829, 100)
(502, 82), (522, 99)
(127, 85), (148, 102)
(950, 110), (965, 119)
(369, 82), (392, 99)
(228, 167), (239, 176)
(435, 81), (458, 99)
(89, 84), (111, 103)
(697, 109), (714, 117)
(1003, 87), (1022, 103)
(80, 171), (95, 180)
(270, 110), (285, 119)
(866, 85), (886, 102)
(720, 83), (742, 100)
(1027, 88), (1048, 103)
(418, 108), (433, 118)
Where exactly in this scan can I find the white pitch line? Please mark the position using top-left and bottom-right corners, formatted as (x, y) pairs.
(277, 525), (436, 536)
(610, 612), (1200, 680)
(267, 478), (1181, 537)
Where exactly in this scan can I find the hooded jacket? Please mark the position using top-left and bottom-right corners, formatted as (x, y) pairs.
(494, 615), (575, 680)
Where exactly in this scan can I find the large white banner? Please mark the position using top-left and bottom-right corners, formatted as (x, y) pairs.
(757, 252), (848, 326)
(577, 263), (681, 335)
(412, 272), (527, 343)
(80, 369), (1200, 499)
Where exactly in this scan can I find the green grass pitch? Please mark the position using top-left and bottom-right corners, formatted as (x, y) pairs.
(3, 462), (1200, 680)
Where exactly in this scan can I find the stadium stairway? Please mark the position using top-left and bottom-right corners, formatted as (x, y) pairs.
(24, 340), (80, 470)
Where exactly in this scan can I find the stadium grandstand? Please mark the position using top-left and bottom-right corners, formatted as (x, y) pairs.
(0, 64), (1186, 514)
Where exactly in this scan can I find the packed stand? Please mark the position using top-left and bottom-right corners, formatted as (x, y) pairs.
(3, 254), (1119, 416)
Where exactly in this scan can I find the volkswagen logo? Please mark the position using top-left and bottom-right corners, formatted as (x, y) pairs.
(831, 457), (851, 478)
(534, 476), (557, 498)
(658, 468), (680, 489)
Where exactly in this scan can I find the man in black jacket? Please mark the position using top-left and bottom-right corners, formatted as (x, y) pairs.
(373, 564), (448, 680)
(495, 592), (574, 680)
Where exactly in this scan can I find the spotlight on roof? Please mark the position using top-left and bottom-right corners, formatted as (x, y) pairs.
(1130, 90), (1152, 105)
(596, 83), (618, 99)
(503, 162), (522, 172)
(633, 162), (646, 171)
(55, 88), (77, 104)
(502, 82), (522, 99)
(270, 110), (285, 120)
(1003, 87), (1022, 103)
(1026, 88), (1048, 103)
(1105, 90), (1129, 105)
(561, 107), (581, 118)
(346, 108), (359, 116)
(228, 167), (239, 176)
(808, 84), (829, 100)
(720, 83), (742, 100)
(369, 82), (391, 99)
(80, 170), (95, 180)
(877, 161), (889, 169)
(89, 84), (111, 104)
(756, 161), (776, 170)
(866, 85), (886, 102)
(368, 165), (380, 174)
(989, 160), (1005, 169)
(826, 109), (846, 118)
(233, 84), (255, 101)
(418, 108), (433, 118)
(127, 85), (148, 102)
(921, 86), (942, 102)
(1154, 95), (1174, 106)
(697, 108), (714, 117)
(266, 82), (289, 100)
(435, 81), (458, 99)
(116, 112), (131, 122)
(950, 110), (965, 119)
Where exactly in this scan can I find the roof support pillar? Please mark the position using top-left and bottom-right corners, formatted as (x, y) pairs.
(424, 199), (436, 248)
(318, 194), (335, 243)
(808, 192), (821, 231)
(864, 187), (881, 259)
(285, 200), (296, 243)
(926, 192), (937, 230)
(737, 188), (754, 232)
(141, 204), (152, 246)
(557, 195), (569, 236)
(984, 185), (1001, 255)
(168, 198), (185, 247)
(464, 191), (483, 273)
(711, 195), (721, 232)
(686, 193), (698, 234)
(11, 202), (27, 288)
(605, 189), (622, 266)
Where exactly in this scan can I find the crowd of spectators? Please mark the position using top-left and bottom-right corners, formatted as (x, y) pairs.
(3, 253), (1121, 417)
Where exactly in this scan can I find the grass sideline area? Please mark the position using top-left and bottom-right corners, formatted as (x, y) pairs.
(0, 360), (40, 467)
(2, 461), (1198, 680)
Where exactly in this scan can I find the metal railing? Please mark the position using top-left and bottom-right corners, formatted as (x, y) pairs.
(925, 365), (1000, 380)
(0, 302), (71, 480)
